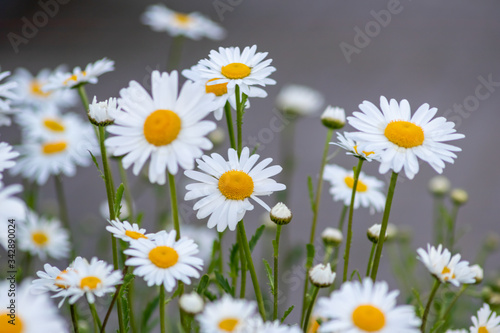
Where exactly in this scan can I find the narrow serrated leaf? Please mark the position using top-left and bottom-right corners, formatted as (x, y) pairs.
(349, 270), (362, 282)
(249, 225), (266, 252)
(229, 242), (240, 277)
(89, 151), (105, 180)
(307, 176), (315, 212)
(262, 259), (274, 294)
(141, 295), (160, 331)
(280, 305), (294, 323)
(113, 183), (124, 217)
(215, 271), (234, 296)
(412, 288), (425, 317)
(196, 274), (210, 295)
(204, 290), (217, 301)
(430, 320), (445, 333)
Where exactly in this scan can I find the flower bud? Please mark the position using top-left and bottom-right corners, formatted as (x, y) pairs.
(450, 188), (468, 205)
(321, 227), (343, 247)
(275, 84), (324, 116)
(270, 202), (292, 225)
(367, 223), (396, 243)
(88, 96), (116, 126)
(309, 263), (336, 288)
(428, 175), (451, 196)
(179, 292), (204, 315)
(321, 106), (345, 130)
(469, 264), (483, 284)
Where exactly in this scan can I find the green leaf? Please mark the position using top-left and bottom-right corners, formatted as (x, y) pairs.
(249, 225), (266, 253)
(118, 273), (135, 297)
(307, 176), (315, 213)
(430, 319), (445, 333)
(215, 271), (234, 296)
(306, 244), (315, 269)
(89, 151), (105, 180)
(349, 270), (362, 282)
(412, 288), (425, 317)
(135, 212), (144, 225)
(262, 259), (274, 294)
(204, 290), (217, 301)
(141, 295), (160, 332)
(228, 242), (240, 277)
(207, 239), (220, 274)
(280, 305), (294, 323)
(196, 274), (210, 295)
(113, 183), (124, 218)
(251, 145), (260, 155)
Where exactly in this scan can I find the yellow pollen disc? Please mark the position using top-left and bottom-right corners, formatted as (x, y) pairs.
(174, 13), (191, 25)
(218, 318), (239, 332)
(32, 231), (48, 246)
(0, 313), (23, 333)
(221, 63), (251, 80)
(30, 80), (50, 97)
(479, 326), (489, 333)
(143, 109), (182, 146)
(125, 230), (147, 240)
(384, 120), (424, 148)
(42, 141), (67, 155)
(442, 266), (451, 275)
(64, 71), (86, 85)
(205, 78), (228, 96)
(352, 304), (386, 332)
(80, 276), (102, 290)
(149, 246), (179, 268)
(218, 170), (254, 200)
(344, 176), (368, 192)
(43, 118), (65, 132)
(55, 270), (69, 289)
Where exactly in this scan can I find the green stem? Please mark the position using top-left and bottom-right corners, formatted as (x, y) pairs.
(235, 85), (243, 155)
(273, 225), (282, 320)
(89, 302), (103, 332)
(77, 85), (90, 110)
(441, 284), (467, 321)
(70, 304), (80, 333)
(167, 35), (185, 71)
(330, 205), (348, 275)
(342, 157), (364, 282)
(323, 246), (333, 265)
(218, 231), (224, 275)
(447, 204), (460, 251)
(277, 117), (296, 203)
(237, 221), (266, 320)
(128, 279), (138, 333)
(25, 181), (38, 211)
(54, 174), (75, 258)
(303, 286), (320, 332)
(237, 229), (247, 298)
(101, 266), (129, 333)
(118, 161), (135, 223)
(168, 172), (181, 240)
(365, 243), (377, 277)
(160, 286), (166, 333)
(224, 101), (236, 149)
(421, 279), (441, 333)
(370, 171), (399, 281)
(433, 196), (445, 245)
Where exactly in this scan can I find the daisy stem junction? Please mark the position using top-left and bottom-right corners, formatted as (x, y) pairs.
(342, 157), (364, 282)
(273, 224), (282, 320)
(302, 286), (320, 332)
(421, 279), (441, 333)
(370, 171), (399, 281)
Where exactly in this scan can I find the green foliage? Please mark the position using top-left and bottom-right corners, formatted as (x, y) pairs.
(141, 295), (160, 332)
(262, 259), (274, 294)
(249, 225), (266, 252)
(113, 183), (124, 218)
(215, 271), (234, 296)
(281, 305), (294, 323)
(196, 274), (210, 295)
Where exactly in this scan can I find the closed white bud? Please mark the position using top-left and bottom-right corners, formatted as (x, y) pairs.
(470, 264), (483, 284)
(179, 292), (204, 315)
(309, 263), (336, 287)
(275, 84), (324, 116)
(270, 202), (292, 225)
(88, 96), (117, 126)
(321, 227), (343, 247)
(450, 188), (468, 205)
(428, 176), (451, 196)
(321, 106), (345, 129)
(367, 223), (396, 243)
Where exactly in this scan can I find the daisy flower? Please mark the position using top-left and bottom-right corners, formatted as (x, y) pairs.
(43, 58), (115, 91)
(321, 105), (346, 129)
(18, 210), (70, 260)
(0, 70), (19, 126)
(470, 303), (500, 333)
(0, 183), (26, 250)
(275, 84), (324, 116)
(124, 230), (203, 292)
(54, 257), (123, 304)
(105, 70), (217, 184)
(315, 278), (421, 333)
(106, 219), (155, 242)
(0, 142), (19, 186)
(0, 280), (67, 332)
(445, 329), (468, 333)
(323, 164), (386, 213)
(10, 66), (78, 108)
(196, 295), (257, 333)
(87, 96), (117, 126)
(332, 132), (379, 162)
(141, 4), (226, 40)
(348, 96), (464, 179)
(194, 45), (276, 97)
(417, 244), (476, 286)
(246, 318), (303, 333)
(184, 147), (286, 232)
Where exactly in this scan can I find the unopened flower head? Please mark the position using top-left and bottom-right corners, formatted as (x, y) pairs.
(309, 263), (336, 287)
(348, 96), (464, 180)
(179, 292), (204, 315)
(470, 264), (484, 284)
(184, 147), (286, 232)
(332, 132), (379, 162)
(106, 219), (154, 243)
(321, 106), (345, 129)
(88, 96), (116, 126)
(270, 202), (292, 225)
(417, 244), (475, 286)
(316, 278), (421, 332)
(367, 223), (397, 243)
(321, 227), (343, 247)
(428, 175), (451, 196)
(275, 84), (324, 116)
(451, 188), (468, 205)
(141, 4), (226, 40)
(470, 303), (500, 333)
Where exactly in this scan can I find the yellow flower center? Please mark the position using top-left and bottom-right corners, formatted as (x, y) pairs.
(218, 318), (239, 332)
(344, 176), (368, 192)
(308, 318), (320, 333)
(441, 266), (456, 281)
(80, 276), (102, 290)
(30, 80), (50, 97)
(43, 118), (65, 132)
(218, 170), (254, 200)
(479, 327), (489, 333)
(64, 71), (86, 86)
(353, 145), (374, 157)
(55, 270), (69, 289)
(143, 109), (182, 146)
(352, 304), (386, 332)
(205, 78), (228, 97)
(125, 230), (147, 240)
(221, 63), (251, 80)
(149, 246), (179, 268)
(384, 120), (424, 148)
(174, 13), (191, 25)
(32, 231), (48, 246)
(41, 141), (67, 155)
(0, 313), (23, 333)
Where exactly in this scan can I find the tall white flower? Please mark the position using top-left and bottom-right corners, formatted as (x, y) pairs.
(470, 303), (500, 333)
(275, 84), (324, 116)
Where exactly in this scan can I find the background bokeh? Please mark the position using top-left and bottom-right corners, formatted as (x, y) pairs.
(1, 0), (500, 328)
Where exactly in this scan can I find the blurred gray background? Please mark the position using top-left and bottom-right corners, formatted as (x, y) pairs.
(1, 0), (500, 328)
